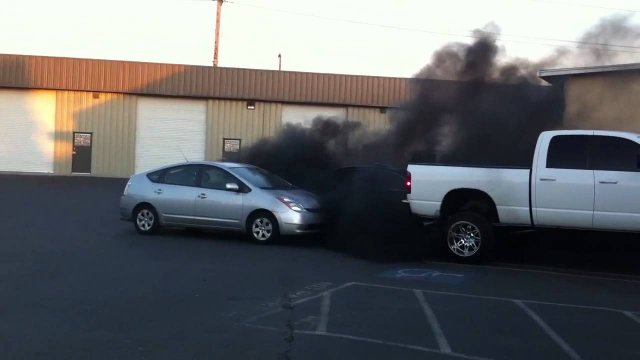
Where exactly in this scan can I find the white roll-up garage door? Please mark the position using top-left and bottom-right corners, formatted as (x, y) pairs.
(0, 89), (56, 173)
(282, 104), (347, 128)
(135, 97), (206, 173)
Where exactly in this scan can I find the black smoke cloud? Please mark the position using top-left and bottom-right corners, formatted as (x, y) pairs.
(238, 14), (639, 257)
(242, 14), (640, 177)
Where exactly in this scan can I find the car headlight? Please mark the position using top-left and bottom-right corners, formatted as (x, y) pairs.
(277, 196), (305, 212)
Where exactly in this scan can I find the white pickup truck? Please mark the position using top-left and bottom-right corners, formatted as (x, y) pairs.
(407, 130), (640, 261)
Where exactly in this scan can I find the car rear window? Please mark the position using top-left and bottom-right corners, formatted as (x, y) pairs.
(147, 169), (163, 183)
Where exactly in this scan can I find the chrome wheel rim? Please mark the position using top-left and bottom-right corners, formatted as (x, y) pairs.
(252, 217), (273, 241)
(447, 221), (481, 257)
(136, 209), (155, 231)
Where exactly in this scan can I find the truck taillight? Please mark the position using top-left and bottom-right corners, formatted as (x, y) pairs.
(405, 171), (411, 194)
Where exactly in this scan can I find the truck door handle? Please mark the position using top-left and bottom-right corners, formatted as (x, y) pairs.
(539, 177), (556, 182)
(154, 189), (163, 194)
(197, 193), (207, 199)
(599, 180), (618, 184)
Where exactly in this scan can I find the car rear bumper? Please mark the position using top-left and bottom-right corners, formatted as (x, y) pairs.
(119, 195), (136, 221)
(276, 210), (325, 235)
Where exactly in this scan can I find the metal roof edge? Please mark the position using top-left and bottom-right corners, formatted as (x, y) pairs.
(538, 63), (640, 83)
(0, 53), (411, 82)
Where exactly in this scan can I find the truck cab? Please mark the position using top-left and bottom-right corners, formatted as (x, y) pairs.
(407, 130), (640, 262)
(533, 130), (640, 231)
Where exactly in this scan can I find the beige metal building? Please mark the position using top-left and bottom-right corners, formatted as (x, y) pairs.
(539, 63), (640, 133)
(0, 54), (413, 178)
(4, 54), (637, 178)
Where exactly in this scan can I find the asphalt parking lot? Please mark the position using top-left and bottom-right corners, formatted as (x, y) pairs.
(1, 175), (639, 359)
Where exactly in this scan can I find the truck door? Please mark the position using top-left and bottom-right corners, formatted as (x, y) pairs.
(591, 135), (640, 231)
(534, 134), (594, 228)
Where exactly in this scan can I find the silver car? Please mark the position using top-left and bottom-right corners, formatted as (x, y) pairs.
(120, 162), (324, 243)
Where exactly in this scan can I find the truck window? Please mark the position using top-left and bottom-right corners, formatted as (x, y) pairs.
(591, 136), (640, 172)
(546, 135), (589, 170)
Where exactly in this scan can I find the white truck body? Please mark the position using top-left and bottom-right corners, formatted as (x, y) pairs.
(408, 130), (640, 232)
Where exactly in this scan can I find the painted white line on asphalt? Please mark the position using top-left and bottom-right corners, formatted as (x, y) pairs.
(414, 289), (452, 353)
(243, 323), (495, 360)
(353, 282), (639, 313)
(316, 291), (331, 333)
(425, 260), (640, 284)
(623, 311), (640, 325)
(242, 282), (355, 325)
(514, 300), (582, 360)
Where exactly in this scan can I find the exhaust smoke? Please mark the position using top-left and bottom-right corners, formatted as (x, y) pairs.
(238, 15), (640, 258)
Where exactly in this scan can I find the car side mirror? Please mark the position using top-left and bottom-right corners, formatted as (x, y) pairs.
(225, 182), (240, 192)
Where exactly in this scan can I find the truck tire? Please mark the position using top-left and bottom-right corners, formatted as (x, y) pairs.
(443, 212), (494, 263)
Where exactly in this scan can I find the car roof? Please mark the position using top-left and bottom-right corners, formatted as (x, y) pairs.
(335, 164), (405, 175)
(141, 161), (255, 174)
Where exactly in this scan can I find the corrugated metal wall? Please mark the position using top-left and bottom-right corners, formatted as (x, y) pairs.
(565, 74), (640, 132)
(206, 100), (282, 161)
(0, 54), (413, 107)
(54, 91), (137, 177)
(346, 106), (391, 131)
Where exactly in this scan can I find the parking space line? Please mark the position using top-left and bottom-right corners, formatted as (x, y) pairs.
(244, 323), (495, 360)
(623, 311), (640, 326)
(425, 261), (640, 284)
(316, 292), (331, 333)
(414, 290), (452, 353)
(242, 282), (355, 325)
(513, 300), (582, 360)
(353, 282), (639, 313)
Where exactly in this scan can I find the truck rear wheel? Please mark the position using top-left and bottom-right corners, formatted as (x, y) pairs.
(443, 212), (494, 263)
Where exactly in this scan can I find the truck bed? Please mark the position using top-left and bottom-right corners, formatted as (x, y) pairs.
(407, 163), (532, 226)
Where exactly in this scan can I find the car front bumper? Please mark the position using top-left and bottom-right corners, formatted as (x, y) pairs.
(275, 210), (325, 235)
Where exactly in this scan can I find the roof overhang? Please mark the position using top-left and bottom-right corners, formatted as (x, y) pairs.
(538, 63), (640, 85)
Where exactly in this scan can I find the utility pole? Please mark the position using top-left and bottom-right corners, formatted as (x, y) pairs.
(213, 0), (224, 67)
(278, 53), (282, 71)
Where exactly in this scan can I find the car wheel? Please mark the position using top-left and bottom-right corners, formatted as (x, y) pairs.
(248, 212), (279, 244)
(133, 205), (159, 235)
(443, 212), (494, 263)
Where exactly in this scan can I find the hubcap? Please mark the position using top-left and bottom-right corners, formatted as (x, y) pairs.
(252, 217), (273, 241)
(136, 209), (155, 231)
(447, 221), (481, 257)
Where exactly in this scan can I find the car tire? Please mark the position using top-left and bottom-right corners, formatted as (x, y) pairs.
(133, 205), (159, 235)
(247, 212), (280, 244)
(443, 212), (494, 263)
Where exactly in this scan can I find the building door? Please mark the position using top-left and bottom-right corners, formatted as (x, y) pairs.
(135, 97), (206, 173)
(72, 132), (92, 174)
(0, 89), (56, 173)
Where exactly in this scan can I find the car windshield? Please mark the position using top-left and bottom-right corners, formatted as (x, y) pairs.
(232, 167), (295, 190)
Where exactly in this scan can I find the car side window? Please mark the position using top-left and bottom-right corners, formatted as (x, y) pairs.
(591, 136), (640, 172)
(546, 135), (589, 170)
(200, 166), (240, 190)
(162, 165), (199, 187)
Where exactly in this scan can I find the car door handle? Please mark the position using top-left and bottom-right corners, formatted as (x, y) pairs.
(599, 180), (619, 184)
(197, 193), (207, 199)
(539, 177), (556, 182)
(154, 189), (163, 194)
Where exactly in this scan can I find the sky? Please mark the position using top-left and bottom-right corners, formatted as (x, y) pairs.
(0, 0), (639, 77)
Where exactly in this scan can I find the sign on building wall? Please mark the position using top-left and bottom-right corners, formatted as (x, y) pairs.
(222, 138), (242, 161)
